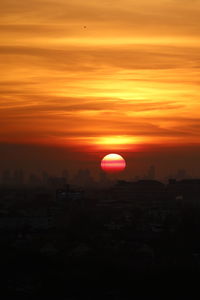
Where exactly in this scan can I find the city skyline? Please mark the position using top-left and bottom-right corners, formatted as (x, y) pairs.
(0, 164), (193, 186)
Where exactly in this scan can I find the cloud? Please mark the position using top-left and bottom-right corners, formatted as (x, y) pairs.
(1, 0), (200, 150)
(1, 0), (200, 40)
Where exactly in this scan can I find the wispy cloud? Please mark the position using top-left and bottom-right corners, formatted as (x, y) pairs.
(1, 0), (200, 150)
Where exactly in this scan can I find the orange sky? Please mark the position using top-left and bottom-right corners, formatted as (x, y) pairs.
(1, 0), (200, 154)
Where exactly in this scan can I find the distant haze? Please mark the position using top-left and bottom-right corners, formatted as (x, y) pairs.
(0, 143), (199, 181)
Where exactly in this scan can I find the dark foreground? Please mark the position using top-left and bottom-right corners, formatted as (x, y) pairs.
(1, 181), (200, 298)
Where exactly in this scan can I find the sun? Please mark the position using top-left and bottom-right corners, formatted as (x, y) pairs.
(101, 153), (126, 173)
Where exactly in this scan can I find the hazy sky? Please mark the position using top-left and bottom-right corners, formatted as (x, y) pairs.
(1, 0), (200, 176)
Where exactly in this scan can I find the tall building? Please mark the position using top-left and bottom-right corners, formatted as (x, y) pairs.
(73, 169), (95, 187)
(14, 169), (24, 185)
(176, 169), (187, 180)
(29, 173), (41, 186)
(42, 171), (49, 185)
(62, 169), (69, 183)
(2, 169), (12, 185)
(147, 165), (156, 180)
(47, 176), (66, 188)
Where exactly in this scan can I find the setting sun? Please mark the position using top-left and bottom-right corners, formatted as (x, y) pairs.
(101, 153), (126, 173)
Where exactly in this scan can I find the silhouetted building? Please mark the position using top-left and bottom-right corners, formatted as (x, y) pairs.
(167, 169), (190, 182)
(29, 173), (42, 186)
(62, 169), (69, 183)
(142, 165), (156, 180)
(147, 165), (156, 180)
(56, 185), (84, 208)
(72, 169), (95, 187)
(42, 171), (49, 185)
(2, 169), (12, 186)
(176, 169), (187, 180)
(109, 179), (165, 203)
(167, 178), (200, 203)
(47, 176), (66, 188)
(14, 169), (24, 185)
(99, 170), (111, 187)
